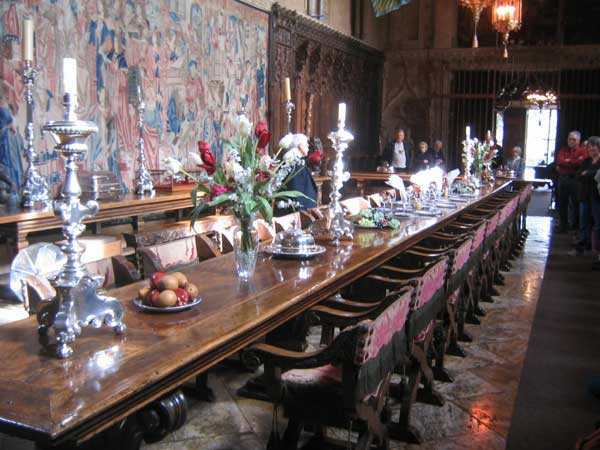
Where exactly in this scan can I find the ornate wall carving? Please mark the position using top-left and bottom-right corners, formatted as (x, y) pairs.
(268, 4), (384, 169)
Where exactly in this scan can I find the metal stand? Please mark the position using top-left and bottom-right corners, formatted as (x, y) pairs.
(134, 87), (154, 196)
(285, 99), (295, 133)
(21, 61), (50, 208)
(314, 121), (354, 246)
(39, 93), (125, 359)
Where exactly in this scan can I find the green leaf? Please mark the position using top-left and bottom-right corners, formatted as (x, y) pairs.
(256, 196), (273, 224)
(272, 190), (311, 200)
(207, 192), (236, 208)
(190, 202), (208, 227)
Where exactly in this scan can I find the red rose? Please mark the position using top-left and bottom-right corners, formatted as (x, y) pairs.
(256, 171), (271, 182)
(210, 184), (233, 197)
(254, 121), (268, 138)
(485, 151), (494, 160)
(306, 149), (322, 165)
(198, 140), (216, 174)
(255, 121), (270, 151)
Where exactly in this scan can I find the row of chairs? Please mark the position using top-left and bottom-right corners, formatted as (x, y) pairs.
(249, 183), (532, 449)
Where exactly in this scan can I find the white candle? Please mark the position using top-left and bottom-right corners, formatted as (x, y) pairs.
(465, 125), (471, 140)
(338, 102), (346, 125)
(63, 58), (77, 97)
(283, 77), (291, 102)
(23, 18), (34, 62)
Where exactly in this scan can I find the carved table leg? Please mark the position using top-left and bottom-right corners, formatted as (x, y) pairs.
(182, 372), (215, 403)
(69, 389), (189, 450)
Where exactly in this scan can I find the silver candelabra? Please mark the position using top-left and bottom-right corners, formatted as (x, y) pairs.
(285, 99), (295, 133)
(39, 93), (125, 359)
(21, 61), (50, 208)
(320, 121), (354, 246)
(134, 86), (154, 195)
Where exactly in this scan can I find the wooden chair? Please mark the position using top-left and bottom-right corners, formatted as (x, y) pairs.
(252, 289), (413, 450)
(366, 254), (449, 443)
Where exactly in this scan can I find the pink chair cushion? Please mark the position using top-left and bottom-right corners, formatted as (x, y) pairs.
(282, 364), (342, 386)
(85, 258), (115, 288)
(145, 237), (198, 271)
(416, 258), (447, 309)
(361, 290), (411, 364)
(453, 238), (472, 274)
(471, 222), (486, 253)
(485, 212), (500, 237)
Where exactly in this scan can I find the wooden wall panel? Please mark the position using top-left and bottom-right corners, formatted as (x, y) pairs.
(268, 4), (384, 171)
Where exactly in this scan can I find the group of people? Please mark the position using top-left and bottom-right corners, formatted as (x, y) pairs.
(381, 127), (527, 178)
(382, 128), (446, 172)
(555, 131), (600, 268)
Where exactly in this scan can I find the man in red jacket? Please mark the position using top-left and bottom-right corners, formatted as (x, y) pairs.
(556, 130), (588, 232)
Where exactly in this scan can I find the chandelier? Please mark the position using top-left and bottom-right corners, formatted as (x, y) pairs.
(491, 0), (522, 58)
(459, 0), (493, 48)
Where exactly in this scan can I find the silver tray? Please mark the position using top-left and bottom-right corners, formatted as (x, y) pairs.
(133, 296), (202, 313)
(448, 196), (468, 203)
(264, 244), (327, 259)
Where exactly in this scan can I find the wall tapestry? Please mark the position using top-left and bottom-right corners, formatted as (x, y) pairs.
(0, 0), (268, 194)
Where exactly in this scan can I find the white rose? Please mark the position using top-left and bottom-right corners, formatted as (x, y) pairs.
(189, 152), (203, 165)
(236, 114), (252, 137)
(163, 157), (182, 175)
(225, 161), (244, 180)
(278, 133), (294, 150)
(259, 154), (272, 172)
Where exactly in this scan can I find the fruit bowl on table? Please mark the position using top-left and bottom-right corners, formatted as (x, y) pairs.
(352, 208), (401, 229)
(134, 271), (202, 313)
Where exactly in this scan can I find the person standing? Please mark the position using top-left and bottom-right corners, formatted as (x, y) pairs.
(575, 137), (600, 255)
(432, 140), (445, 169)
(383, 128), (412, 173)
(412, 141), (435, 172)
(506, 146), (526, 178)
(557, 130), (588, 233)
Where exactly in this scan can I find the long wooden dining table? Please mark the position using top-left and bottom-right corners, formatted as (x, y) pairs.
(0, 181), (518, 449)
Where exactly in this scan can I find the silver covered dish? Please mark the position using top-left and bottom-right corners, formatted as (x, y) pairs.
(265, 227), (326, 259)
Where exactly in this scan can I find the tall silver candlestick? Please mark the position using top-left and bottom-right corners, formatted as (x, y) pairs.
(324, 120), (354, 246)
(285, 99), (295, 133)
(134, 86), (154, 195)
(21, 61), (50, 208)
(40, 93), (125, 359)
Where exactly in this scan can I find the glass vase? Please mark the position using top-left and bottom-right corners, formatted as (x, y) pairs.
(233, 214), (260, 279)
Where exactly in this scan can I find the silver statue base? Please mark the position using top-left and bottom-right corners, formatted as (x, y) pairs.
(40, 93), (126, 358)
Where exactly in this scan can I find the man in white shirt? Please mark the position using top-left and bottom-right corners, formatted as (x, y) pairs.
(383, 128), (412, 172)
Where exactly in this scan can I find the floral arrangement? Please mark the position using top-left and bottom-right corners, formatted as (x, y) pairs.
(462, 137), (497, 180)
(163, 115), (308, 275)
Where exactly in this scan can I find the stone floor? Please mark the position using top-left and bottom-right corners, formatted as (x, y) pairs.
(0, 216), (552, 450)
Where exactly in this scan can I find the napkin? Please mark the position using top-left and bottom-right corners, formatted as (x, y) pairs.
(447, 168), (460, 187)
(386, 174), (408, 202)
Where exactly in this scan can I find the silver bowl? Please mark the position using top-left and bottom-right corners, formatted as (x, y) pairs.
(273, 227), (316, 253)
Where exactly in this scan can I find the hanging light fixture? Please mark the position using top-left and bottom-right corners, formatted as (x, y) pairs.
(459, 0), (493, 48)
(491, 0), (522, 58)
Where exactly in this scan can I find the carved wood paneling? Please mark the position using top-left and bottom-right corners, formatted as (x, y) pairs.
(268, 4), (384, 170)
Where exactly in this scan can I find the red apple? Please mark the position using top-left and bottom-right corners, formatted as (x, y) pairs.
(175, 288), (190, 306)
(150, 272), (166, 289)
(145, 289), (160, 306)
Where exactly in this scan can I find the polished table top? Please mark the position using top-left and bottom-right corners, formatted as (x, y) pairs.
(0, 182), (512, 446)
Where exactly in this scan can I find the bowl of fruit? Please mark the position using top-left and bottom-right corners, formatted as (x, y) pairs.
(134, 272), (201, 313)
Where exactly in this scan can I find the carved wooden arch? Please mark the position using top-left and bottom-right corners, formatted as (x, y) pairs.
(268, 3), (384, 169)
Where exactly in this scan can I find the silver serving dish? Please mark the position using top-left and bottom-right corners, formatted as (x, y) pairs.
(273, 227), (316, 252)
(133, 296), (202, 313)
(264, 244), (327, 259)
